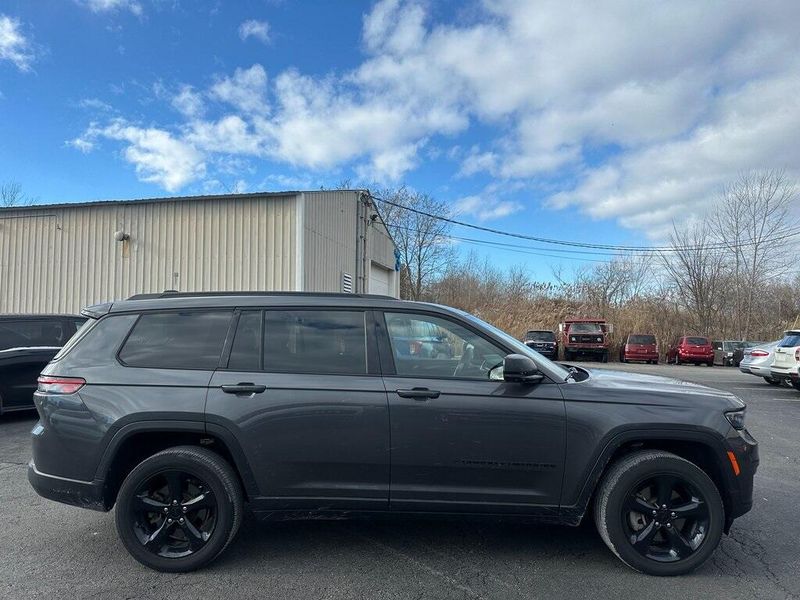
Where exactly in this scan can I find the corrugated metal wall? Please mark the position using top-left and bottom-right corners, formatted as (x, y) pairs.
(0, 194), (298, 314)
(302, 191), (358, 293)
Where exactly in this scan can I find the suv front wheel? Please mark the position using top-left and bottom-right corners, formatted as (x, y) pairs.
(115, 445), (244, 572)
(594, 450), (724, 576)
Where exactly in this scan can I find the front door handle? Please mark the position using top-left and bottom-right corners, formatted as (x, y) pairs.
(221, 383), (267, 395)
(396, 387), (440, 400)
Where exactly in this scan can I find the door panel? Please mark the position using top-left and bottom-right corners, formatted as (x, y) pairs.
(384, 376), (565, 512)
(380, 310), (566, 514)
(206, 372), (390, 510)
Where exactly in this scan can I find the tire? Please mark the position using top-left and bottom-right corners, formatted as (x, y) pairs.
(115, 445), (244, 572)
(707, 361), (714, 367)
(675, 355), (681, 365)
(602, 351), (609, 363)
(792, 380), (800, 392)
(594, 450), (724, 576)
(763, 376), (781, 386)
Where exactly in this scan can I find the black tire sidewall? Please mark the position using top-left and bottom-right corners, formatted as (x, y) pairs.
(115, 451), (237, 572)
(602, 457), (724, 576)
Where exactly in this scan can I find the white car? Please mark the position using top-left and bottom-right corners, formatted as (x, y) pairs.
(770, 330), (800, 391)
(739, 340), (781, 384)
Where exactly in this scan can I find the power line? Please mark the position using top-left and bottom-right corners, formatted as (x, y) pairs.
(370, 194), (800, 253)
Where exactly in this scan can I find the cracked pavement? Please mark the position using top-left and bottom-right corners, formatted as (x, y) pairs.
(1, 363), (798, 599)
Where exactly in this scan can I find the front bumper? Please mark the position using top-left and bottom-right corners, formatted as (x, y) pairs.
(27, 461), (108, 512)
(725, 428), (759, 523)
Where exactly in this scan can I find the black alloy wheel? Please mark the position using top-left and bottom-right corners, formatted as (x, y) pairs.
(115, 446), (243, 572)
(130, 470), (217, 558)
(621, 475), (710, 563)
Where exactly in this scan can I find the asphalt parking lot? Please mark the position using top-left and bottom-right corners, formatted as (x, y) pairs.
(1, 363), (799, 600)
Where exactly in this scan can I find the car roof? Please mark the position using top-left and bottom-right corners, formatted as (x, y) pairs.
(0, 314), (83, 320)
(98, 292), (440, 314)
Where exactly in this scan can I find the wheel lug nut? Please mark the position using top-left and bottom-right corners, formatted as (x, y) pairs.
(652, 510), (657, 516)
(179, 518), (184, 523)
(661, 505), (667, 509)
(655, 521), (660, 527)
(163, 507), (168, 513)
(167, 518), (173, 523)
(671, 512), (676, 518)
(666, 523), (672, 528)
(172, 500), (178, 505)
(182, 506), (188, 513)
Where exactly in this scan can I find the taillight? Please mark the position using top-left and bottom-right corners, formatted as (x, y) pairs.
(795, 348), (800, 361)
(37, 376), (86, 394)
(751, 350), (769, 357)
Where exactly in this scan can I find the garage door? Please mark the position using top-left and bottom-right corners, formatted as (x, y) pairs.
(369, 264), (391, 296)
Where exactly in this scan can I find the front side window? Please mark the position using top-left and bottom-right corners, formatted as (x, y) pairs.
(385, 312), (505, 380)
(263, 310), (368, 375)
(119, 311), (232, 369)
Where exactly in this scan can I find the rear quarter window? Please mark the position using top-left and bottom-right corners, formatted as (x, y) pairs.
(119, 311), (233, 370)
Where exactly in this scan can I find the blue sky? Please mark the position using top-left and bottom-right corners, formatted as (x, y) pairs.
(1, 0), (799, 277)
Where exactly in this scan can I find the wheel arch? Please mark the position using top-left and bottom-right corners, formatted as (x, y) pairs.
(96, 421), (259, 509)
(563, 428), (735, 530)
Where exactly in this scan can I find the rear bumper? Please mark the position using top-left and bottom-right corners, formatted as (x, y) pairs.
(622, 353), (658, 362)
(738, 366), (752, 374)
(27, 461), (108, 512)
(770, 367), (795, 380)
(748, 365), (772, 377)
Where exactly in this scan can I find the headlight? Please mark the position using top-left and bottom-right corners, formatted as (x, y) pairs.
(725, 408), (746, 430)
(726, 352), (733, 357)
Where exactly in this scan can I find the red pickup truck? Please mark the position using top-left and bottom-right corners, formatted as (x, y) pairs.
(559, 318), (612, 362)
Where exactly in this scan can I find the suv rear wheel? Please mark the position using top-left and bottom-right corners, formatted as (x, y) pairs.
(594, 450), (723, 576)
(115, 445), (243, 572)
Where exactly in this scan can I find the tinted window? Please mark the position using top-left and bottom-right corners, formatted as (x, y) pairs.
(262, 310), (367, 375)
(628, 335), (655, 345)
(686, 337), (709, 345)
(0, 319), (70, 350)
(570, 323), (603, 333)
(119, 311), (232, 369)
(779, 334), (800, 347)
(526, 331), (555, 342)
(228, 311), (263, 371)
(386, 312), (505, 380)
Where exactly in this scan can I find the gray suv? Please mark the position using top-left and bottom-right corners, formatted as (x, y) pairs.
(28, 292), (758, 576)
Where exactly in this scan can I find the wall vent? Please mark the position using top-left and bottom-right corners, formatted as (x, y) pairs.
(341, 272), (354, 294)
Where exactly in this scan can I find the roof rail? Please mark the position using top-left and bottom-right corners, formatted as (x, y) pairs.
(125, 290), (398, 301)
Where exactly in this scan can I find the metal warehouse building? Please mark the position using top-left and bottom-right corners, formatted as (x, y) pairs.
(0, 189), (400, 314)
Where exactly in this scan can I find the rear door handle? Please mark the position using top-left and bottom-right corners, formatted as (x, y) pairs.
(221, 383), (267, 395)
(396, 387), (440, 400)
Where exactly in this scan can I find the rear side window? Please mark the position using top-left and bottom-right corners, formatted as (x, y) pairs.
(262, 310), (367, 375)
(779, 334), (800, 347)
(119, 311), (233, 369)
(628, 335), (655, 345)
(686, 337), (708, 345)
(0, 319), (70, 350)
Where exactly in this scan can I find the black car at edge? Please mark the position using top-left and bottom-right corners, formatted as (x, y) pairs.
(28, 292), (758, 576)
(0, 314), (86, 414)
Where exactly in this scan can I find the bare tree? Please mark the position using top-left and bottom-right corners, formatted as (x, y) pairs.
(712, 169), (798, 338)
(660, 219), (728, 335)
(374, 186), (455, 300)
(1, 181), (30, 207)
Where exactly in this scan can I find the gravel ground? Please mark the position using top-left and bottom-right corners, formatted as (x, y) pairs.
(1, 362), (798, 599)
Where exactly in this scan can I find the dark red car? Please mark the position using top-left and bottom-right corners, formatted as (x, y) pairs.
(667, 336), (714, 366)
(619, 334), (658, 364)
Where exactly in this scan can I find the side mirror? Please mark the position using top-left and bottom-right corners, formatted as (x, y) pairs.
(503, 354), (544, 384)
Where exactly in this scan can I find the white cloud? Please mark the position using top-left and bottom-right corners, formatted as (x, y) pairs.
(238, 19), (270, 44)
(66, 136), (95, 153)
(454, 195), (523, 221)
(209, 64), (269, 114)
(0, 14), (34, 71)
(78, 0), (143, 15)
(72, 0), (800, 233)
(171, 85), (204, 118)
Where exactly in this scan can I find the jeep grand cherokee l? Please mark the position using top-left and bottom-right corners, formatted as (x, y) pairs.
(29, 292), (758, 576)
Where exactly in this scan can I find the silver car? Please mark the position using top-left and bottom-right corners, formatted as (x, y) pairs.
(739, 340), (781, 384)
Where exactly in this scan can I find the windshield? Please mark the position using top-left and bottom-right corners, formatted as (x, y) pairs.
(457, 310), (571, 381)
(628, 335), (655, 345)
(569, 323), (603, 334)
(525, 331), (555, 342)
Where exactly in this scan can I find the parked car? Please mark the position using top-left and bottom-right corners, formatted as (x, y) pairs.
(770, 330), (800, 390)
(712, 341), (749, 367)
(619, 334), (658, 364)
(29, 292), (757, 576)
(559, 318), (612, 362)
(667, 336), (714, 366)
(523, 329), (558, 359)
(0, 314), (86, 414)
(739, 341), (782, 385)
(731, 342), (765, 368)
